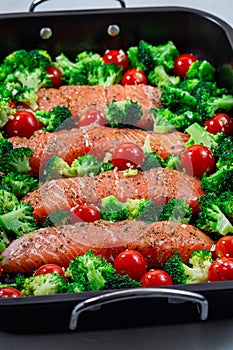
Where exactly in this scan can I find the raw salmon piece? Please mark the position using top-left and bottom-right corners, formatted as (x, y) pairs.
(1, 220), (214, 274)
(36, 88), (69, 111)
(22, 167), (205, 222)
(9, 126), (189, 176)
(105, 84), (127, 102)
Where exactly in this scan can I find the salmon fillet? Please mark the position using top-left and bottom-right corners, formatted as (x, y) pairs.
(9, 126), (188, 176)
(22, 167), (205, 222)
(1, 220), (214, 274)
(36, 84), (163, 129)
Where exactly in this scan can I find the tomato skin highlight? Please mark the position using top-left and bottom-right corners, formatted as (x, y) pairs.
(173, 53), (198, 79)
(181, 144), (215, 178)
(140, 269), (173, 287)
(121, 68), (147, 85)
(71, 204), (101, 223)
(34, 264), (66, 278)
(45, 65), (63, 88)
(6, 110), (41, 138)
(77, 108), (108, 128)
(215, 236), (233, 258)
(114, 249), (147, 281)
(112, 142), (145, 170)
(208, 257), (233, 282)
(0, 287), (23, 298)
(103, 49), (129, 71)
(204, 113), (233, 137)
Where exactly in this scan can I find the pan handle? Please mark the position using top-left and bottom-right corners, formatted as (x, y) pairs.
(69, 287), (208, 330)
(29, 0), (126, 12)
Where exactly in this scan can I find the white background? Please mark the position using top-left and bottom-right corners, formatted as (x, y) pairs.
(0, 0), (232, 26)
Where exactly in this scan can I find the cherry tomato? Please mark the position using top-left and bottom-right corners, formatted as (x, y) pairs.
(77, 108), (108, 128)
(208, 257), (233, 282)
(181, 144), (215, 178)
(215, 236), (233, 258)
(112, 142), (145, 170)
(204, 113), (233, 137)
(5, 110), (41, 138)
(114, 249), (147, 281)
(140, 269), (173, 287)
(0, 287), (23, 298)
(173, 53), (198, 79)
(121, 68), (147, 85)
(71, 203), (101, 223)
(34, 264), (66, 278)
(45, 65), (63, 88)
(103, 49), (129, 71)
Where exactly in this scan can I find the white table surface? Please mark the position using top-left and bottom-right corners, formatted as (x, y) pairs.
(0, 1), (233, 349)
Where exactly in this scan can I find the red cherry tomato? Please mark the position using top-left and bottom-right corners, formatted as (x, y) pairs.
(5, 110), (41, 138)
(140, 269), (173, 287)
(173, 53), (198, 79)
(112, 142), (145, 170)
(181, 144), (215, 178)
(121, 68), (147, 85)
(215, 236), (233, 258)
(34, 264), (66, 278)
(77, 108), (108, 128)
(208, 257), (233, 282)
(103, 49), (129, 71)
(204, 113), (233, 137)
(45, 65), (63, 88)
(114, 250), (147, 281)
(71, 203), (101, 223)
(0, 287), (23, 298)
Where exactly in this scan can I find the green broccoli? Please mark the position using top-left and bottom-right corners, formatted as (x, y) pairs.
(0, 172), (38, 198)
(213, 135), (233, 169)
(138, 39), (179, 71)
(104, 273), (141, 290)
(216, 191), (233, 222)
(41, 209), (71, 228)
(178, 79), (200, 93)
(35, 105), (73, 132)
(125, 198), (161, 222)
(160, 198), (192, 224)
(164, 250), (214, 285)
(20, 272), (67, 296)
(0, 101), (17, 128)
(0, 229), (10, 253)
(186, 60), (216, 81)
(127, 46), (147, 72)
(141, 151), (165, 171)
(14, 68), (52, 91)
(65, 250), (116, 291)
(43, 155), (71, 181)
(0, 147), (33, 174)
(196, 193), (233, 236)
(0, 189), (19, 214)
(0, 136), (13, 160)
(87, 62), (123, 87)
(100, 195), (129, 222)
(184, 122), (222, 149)
(0, 202), (38, 237)
(148, 65), (180, 87)
(69, 154), (103, 177)
(104, 100), (143, 128)
(200, 167), (233, 194)
(165, 155), (183, 171)
(13, 87), (39, 110)
(66, 280), (87, 293)
(161, 85), (197, 110)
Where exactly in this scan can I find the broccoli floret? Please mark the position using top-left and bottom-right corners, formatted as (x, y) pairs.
(65, 250), (116, 291)
(1, 172), (38, 198)
(178, 79), (200, 93)
(20, 272), (67, 296)
(100, 195), (129, 222)
(104, 100), (143, 128)
(104, 273), (141, 290)
(141, 151), (165, 171)
(126, 197), (162, 223)
(66, 281), (87, 293)
(0, 101), (17, 128)
(160, 198), (192, 224)
(0, 202), (37, 237)
(0, 136), (13, 160)
(148, 65), (180, 87)
(13, 87), (38, 110)
(184, 122), (222, 149)
(41, 209), (71, 228)
(87, 63), (123, 87)
(0, 189), (19, 214)
(127, 46), (147, 71)
(69, 154), (102, 177)
(43, 155), (71, 181)
(0, 229), (10, 253)
(165, 155), (183, 171)
(213, 135), (233, 169)
(0, 147), (33, 174)
(216, 191), (233, 222)
(186, 60), (216, 81)
(196, 193), (233, 236)
(138, 40), (179, 71)
(14, 68), (52, 91)
(164, 250), (213, 285)
(200, 167), (233, 194)
(35, 105), (73, 132)
(161, 85), (197, 110)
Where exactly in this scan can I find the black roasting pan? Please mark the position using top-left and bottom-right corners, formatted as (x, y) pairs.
(0, 1), (233, 334)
